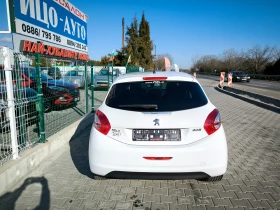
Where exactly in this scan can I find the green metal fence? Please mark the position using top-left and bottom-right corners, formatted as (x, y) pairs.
(0, 48), (99, 165)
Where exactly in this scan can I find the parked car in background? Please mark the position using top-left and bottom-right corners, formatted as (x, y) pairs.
(93, 68), (120, 89)
(225, 71), (250, 82)
(61, 70), (90, 89)
(20, 67), (80, 112)
(0, 85), (38, 132)
(41, 67), (62, 80)
(89, 71), (228, 181)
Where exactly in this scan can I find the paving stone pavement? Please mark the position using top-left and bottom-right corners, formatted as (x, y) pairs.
(0, 79), (279, 210)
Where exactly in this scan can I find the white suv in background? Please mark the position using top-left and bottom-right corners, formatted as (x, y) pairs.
(89, 71), (228, 181)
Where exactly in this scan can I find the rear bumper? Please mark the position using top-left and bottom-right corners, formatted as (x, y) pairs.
(89, 125), (228, 179)
(94, 82), (109, 88)
(236, 78), (250, 82)
(105, 171), (209, 180)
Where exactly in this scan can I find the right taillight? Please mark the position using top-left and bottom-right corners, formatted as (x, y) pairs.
(204, 109), (221, 135)
(94, 110), (111, 135)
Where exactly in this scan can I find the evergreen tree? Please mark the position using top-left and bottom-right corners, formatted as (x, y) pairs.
(139, 12), (154, 69)
(125, 15), (140, 66)
(114, 48), (127, 66)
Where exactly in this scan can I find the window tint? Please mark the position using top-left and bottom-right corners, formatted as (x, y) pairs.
(106, 81), (208, 112)
(100, 70), (108, 75)
(100, 69), (118, 76)
(65, 71), (76, 76)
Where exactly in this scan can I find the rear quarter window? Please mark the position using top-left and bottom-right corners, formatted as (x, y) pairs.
(105, 81), (208, 112)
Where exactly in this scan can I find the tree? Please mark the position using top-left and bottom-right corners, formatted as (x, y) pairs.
(114, 48), (127, 66)
(88, 59), (104, 66)
(138, 12), (154, 69)
(125, 15), (140, 66)
(100, 55), (109, 66)
(124, 13), (154, 69)
(244, 45), (276, 74)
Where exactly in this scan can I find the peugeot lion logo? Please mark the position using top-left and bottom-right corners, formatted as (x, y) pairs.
(153, 118), (160, 126)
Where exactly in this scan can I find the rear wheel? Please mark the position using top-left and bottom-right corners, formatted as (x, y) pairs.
(198, 175), (223, 182)
(93, 174), (107, 180)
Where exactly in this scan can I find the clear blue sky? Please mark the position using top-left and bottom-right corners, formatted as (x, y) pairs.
(1, 0), (280, 68)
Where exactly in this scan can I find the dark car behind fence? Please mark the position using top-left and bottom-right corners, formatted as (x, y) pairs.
(0, 48), (96, 165)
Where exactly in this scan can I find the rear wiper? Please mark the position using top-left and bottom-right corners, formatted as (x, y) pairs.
(119, 104), (158, 110)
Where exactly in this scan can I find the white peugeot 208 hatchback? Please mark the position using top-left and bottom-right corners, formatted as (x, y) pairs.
(89, 71), (228, 181)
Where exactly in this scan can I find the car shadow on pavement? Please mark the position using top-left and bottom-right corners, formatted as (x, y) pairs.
(215, 86), (280, 114)
(0, 176), (50, 210)
(69, 111), (95, 179)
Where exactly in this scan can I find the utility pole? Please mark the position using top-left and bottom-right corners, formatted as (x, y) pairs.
(122, 18), (124, 48)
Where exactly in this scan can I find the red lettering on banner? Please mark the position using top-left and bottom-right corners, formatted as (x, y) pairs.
(78, 53), (83, 60)
(68, 51), (72, 59)
(58, 0), (64, 6)
(55, 48), (61, 57)
(46, 46), (55, 56)
(64, 50), (69, 58)
(37, 43), (45, 54)
(65, 2), (70, 10)
(60, 49), (64, 57)
(23, 41), (32, 52)
(55, 0), (85, 20)
(78, 53), (88, 60)
(72, 51), (76, 59)
(30, 42), (37, 53)
(20, 40), (88, 61)
(74, 52), (78, 59)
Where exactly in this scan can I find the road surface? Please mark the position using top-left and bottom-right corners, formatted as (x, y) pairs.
(197, 74), (280, 99)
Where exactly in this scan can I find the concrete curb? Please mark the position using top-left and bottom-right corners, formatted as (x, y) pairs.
(0, 112), (94, 196)
(215, 86), (280, 114)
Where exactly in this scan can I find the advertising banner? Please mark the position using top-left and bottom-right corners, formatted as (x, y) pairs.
(13, 0), (88, 53)
(13, 33), (89, 61)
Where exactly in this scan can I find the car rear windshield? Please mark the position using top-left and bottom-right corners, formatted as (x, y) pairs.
(235, 71), (246, 75)
(100, 69), (118, 76)
(49, 68), (61, 73)
(105, 81), (208, 112)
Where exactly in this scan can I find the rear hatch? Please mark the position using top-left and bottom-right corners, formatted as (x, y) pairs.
(97, 79), (216, 146)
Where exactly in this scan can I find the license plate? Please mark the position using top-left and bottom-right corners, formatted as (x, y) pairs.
(100, 84), (108, 86)
(133, 129), (181, 141)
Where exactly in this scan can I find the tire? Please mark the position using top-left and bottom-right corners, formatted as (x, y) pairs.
(247, 80), (250, 82)
(198, 175), (223, 182)
(93, 174), (107, 180)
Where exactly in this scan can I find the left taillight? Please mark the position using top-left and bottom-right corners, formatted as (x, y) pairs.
(94, 110), (111, 135)
(204, 109), (221, 135)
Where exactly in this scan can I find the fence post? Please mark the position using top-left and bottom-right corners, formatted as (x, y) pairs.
(35, 53), (46, 143)
(107, 63), (110, 91)
(14, 54), (26, 146)
(85, 62), (88, 113)
(3, 47), (18, 159)
(111, 67), (114, 85)
(90, 62), (94, 112)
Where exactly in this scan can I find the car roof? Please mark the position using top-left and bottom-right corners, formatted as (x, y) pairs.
(115, 71), (195, 83)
